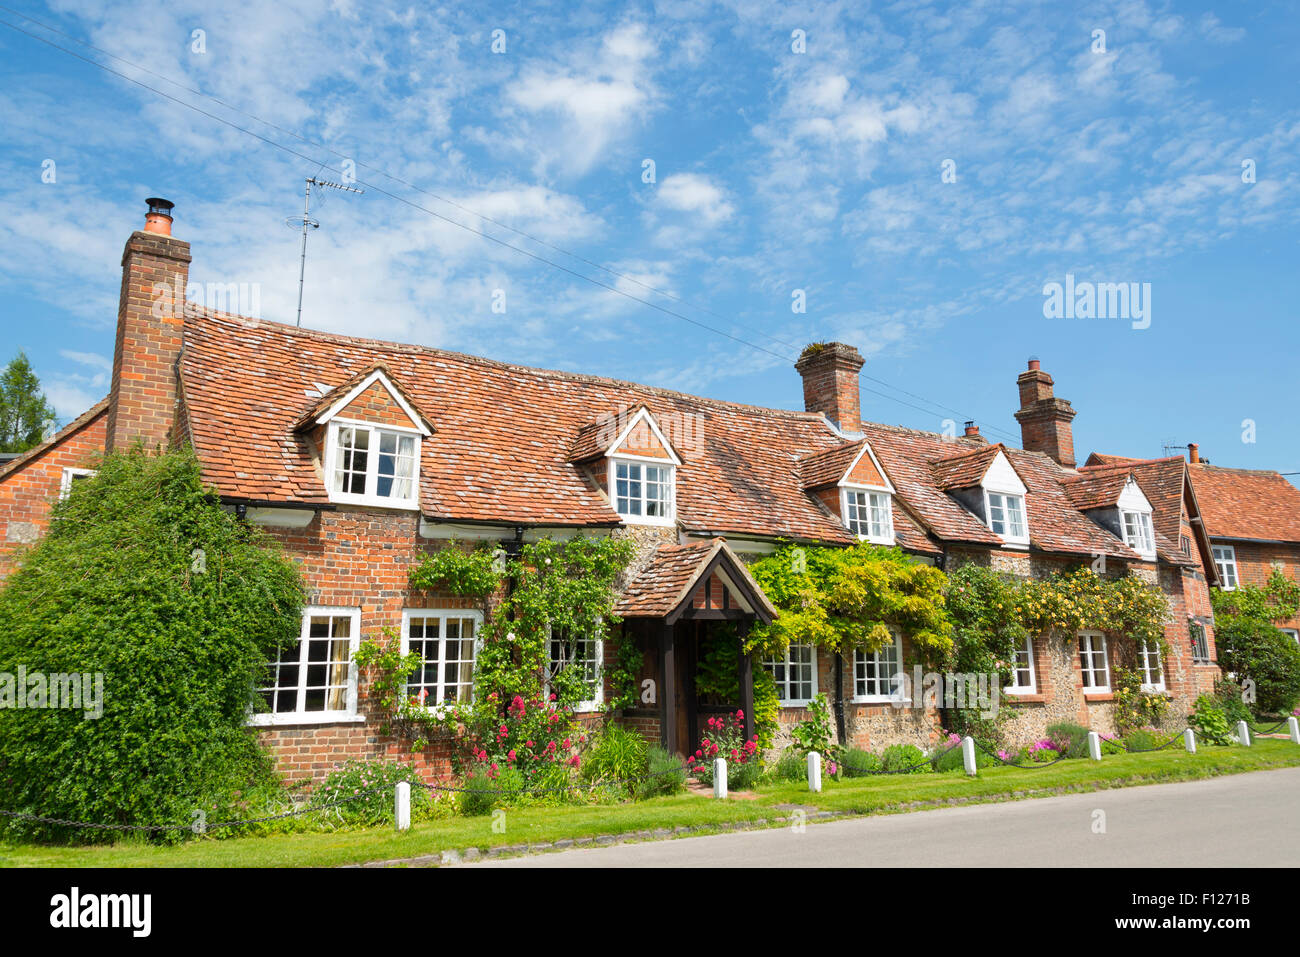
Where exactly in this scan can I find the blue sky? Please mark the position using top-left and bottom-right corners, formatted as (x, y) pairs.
(1, 0), (1297, 483)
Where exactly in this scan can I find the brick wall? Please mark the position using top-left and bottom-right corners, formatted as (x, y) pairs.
(0, 407), (108, 581)
(1217, 538), (1300, 631)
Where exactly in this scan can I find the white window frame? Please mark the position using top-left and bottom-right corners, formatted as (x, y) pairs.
(1281, 628), (1299, 647)
(323, 419), (422, 510)
(764, 642), (817, 707)
(59, 467), (96, 499)
(545, 626), (604, 712)
(1005, 634), (1037, 695)
(1121, 509), (1157, 561)
(852, 630), (905, 703)
(250, 606), (362, 726)
(984, 489), (1029, 545)
(400, 608), (484, 712)
(1212, 545), (1238, 590)
(608, 457), (676, 527)
(1138, 639), (1165, 692)
(1078, 630), (1111, 694)
(841, 487), (895, 545)
(1189, 621), (1211, 663)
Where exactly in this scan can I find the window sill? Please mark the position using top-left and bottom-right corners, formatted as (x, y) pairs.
(617, 516), (676, 528)
(1083, 692), (1114, 702)
(1006, 692), (1044, 703)
(248, 713), (366, 727)
(850, 697), (911, 706)
(326, 495), (420, 511)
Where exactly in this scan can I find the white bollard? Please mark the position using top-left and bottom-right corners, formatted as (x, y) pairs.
(713, 758), (728, 799)
(1289, 716), (1300, 745)
(807, 751), (822, 792)
(1184, 728), (1197, 754)
(961, 736), (977, 776)
(394, 781), (411, 831)
(1087, 731), (1102, 761)
(1237, 720), (1251, 747)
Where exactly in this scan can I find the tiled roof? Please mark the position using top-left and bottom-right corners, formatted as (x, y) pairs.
(1189, 463), (1300, 544)
(178, 313), (857, 541)
(0, 397), (110, 480)
(929, 443), (1005, 491)
(798, 441), (865, 489)
(1062, 469), (1134, 511)
(613, 538), (778, 620)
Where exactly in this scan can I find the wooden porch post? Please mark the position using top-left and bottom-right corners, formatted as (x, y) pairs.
(737, 619), (754, 741)
(660, 621), (677, 754)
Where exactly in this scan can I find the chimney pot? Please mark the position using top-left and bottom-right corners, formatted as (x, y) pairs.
(1027, 358), (1041, 371)
(1188, 442), (1200, 464)
(144, 197), (174, 236)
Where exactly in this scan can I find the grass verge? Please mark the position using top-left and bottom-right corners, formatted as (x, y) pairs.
(2, 740), (1297, 868)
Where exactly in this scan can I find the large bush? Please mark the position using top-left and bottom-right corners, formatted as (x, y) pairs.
(1211, 567), (1300, 716)
(0, 447), (304, 842)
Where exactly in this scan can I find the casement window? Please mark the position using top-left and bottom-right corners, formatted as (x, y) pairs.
(252, 607), (360, 724)
(764, 642), (817, 706)
(610, 459), (675, 526)
(853, 631), (905, 702)
(325, 421), (420, 509)
(59, 467), (96, 499)
(1078, 631), (1111, 693)
(1138, 640), (1165, 692)
(547, 628), (603, 712)
(1006, 635), (1037, 695)
(843, 488), (895, 544)
(1189, 622), (1211, 663)
(1212, 545), (1238, 590)
(401, 610), (481, 708)
(1121, 510), (1156, 559)
(1281, 628), (1300, 647)
(985, 490), (1028, 543)
(1180, 535), (1192, 558)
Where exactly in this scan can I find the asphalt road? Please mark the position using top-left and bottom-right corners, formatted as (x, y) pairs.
(467, 766), (1300, 867)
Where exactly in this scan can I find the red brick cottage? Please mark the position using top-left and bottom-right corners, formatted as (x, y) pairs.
(0, 200), (1225, 783)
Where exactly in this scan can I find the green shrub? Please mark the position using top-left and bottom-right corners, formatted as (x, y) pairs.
(1046, 722), (1092, 758)
(581, 724), (649, 792)
(765, 748), (808, 783)
(928, 733), (995, 771)
(315, 760), (444, 828)
(840, 747), (882, 776)
(635, 746), (687, 800)
(0, 447), (304, 844)
(1190, 695), (1234, 746)
(1121, 728), (1164, 752)
(1213, 678), (1253, 726)
(881, 743), (930, 773)
(460, 765), (525, 816)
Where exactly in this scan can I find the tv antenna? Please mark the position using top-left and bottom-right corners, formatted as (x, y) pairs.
(286, 176), (364, 327)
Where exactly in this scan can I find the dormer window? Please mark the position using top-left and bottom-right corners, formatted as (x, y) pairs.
(589, 407), (680, 528)
(843, 488), (894, 544)
(985, 490), (1027, 541)
(328, 421), (420, 507)
(1121, 509), (1156, 560)
(305, 366), (433, 511)
(612, 460), (673, 522)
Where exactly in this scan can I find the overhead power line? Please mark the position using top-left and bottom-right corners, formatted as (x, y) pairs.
(0, 9), (1025, 441)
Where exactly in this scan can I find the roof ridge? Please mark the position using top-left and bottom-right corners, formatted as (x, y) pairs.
(185, 311), (829, 423)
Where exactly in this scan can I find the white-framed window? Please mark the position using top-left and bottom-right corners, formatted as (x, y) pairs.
(252, 607), (361, 725)
(324, 420), (421, 509)
(763, 642), (817, 706)
(59, 467), (96, 499)
(842, 488), (894, 544)
(547, 627), (603, 712)
(609, 458), (675, 526)
(1006, 635), (1037, 695)
(853, 631), (905, 702)
(1212, 545), (1238, 590)
(1122, 510), (1156, 559)
(401, 609), (482, 709)
(1189, 621), (1210, 663)
(1138, 640), (1165, 692)
(985, 490), (1028, 543)
(1078, 631), (1110, 693)
(1281, 628), (1299, 646)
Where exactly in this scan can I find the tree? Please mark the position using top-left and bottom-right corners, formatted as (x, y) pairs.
(0, 352), (57, 453)
(0, 447), (304, 843)
(1211, 567), (1300, 715)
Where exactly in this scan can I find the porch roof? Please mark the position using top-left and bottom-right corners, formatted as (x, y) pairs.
(613, 538), (778, 624)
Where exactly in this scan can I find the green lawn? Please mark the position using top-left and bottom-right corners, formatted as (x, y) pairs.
(3, 740), (1297, 868)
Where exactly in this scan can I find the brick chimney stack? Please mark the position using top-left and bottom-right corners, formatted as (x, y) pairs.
(1013, 358), (1077, 467)
(963, 421), (987, 442)
(795, 342), (865, 433)
(105, 198), (190, 452)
